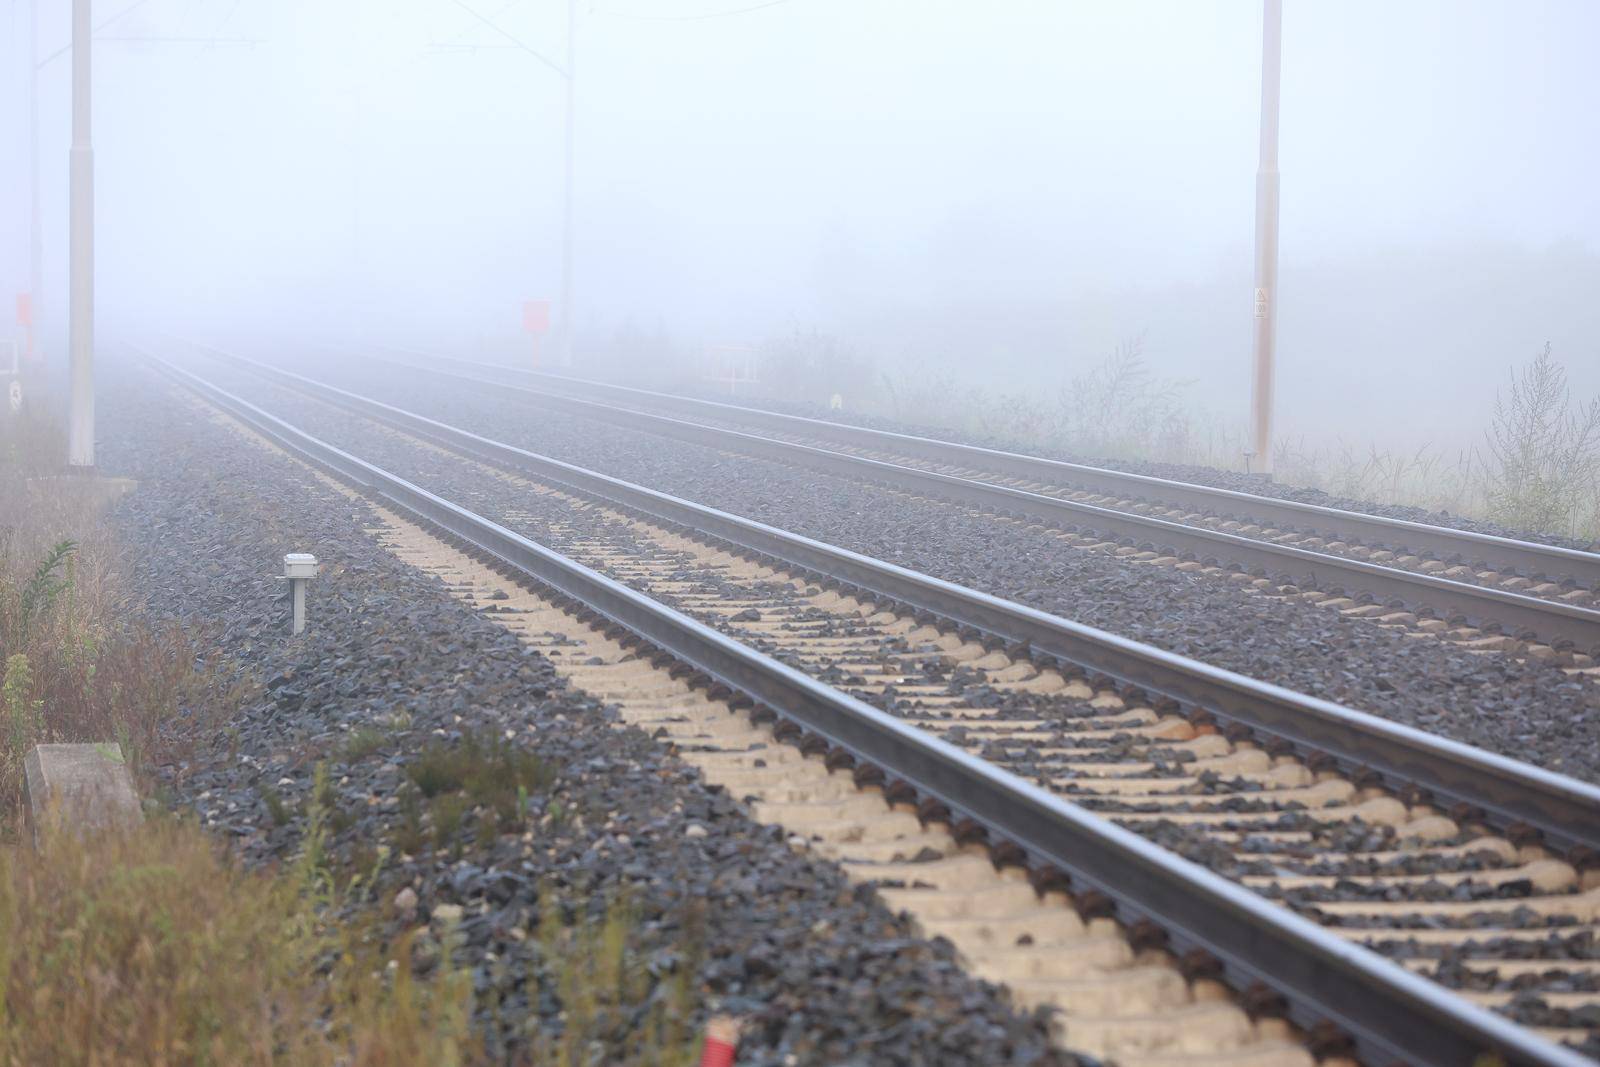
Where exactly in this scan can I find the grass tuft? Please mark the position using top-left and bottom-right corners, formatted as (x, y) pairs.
(409, 730), (555, 811)
(343, 726), (387, 763)
(402, 730), (558, 857)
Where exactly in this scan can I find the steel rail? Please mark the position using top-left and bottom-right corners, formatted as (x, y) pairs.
(144, 350), (1593, 1067)
(182, 345), (1600, 856)
(365, 345), (1600, 587)
(300, 344), (1600, 655)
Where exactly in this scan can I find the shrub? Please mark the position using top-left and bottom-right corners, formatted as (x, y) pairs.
(1050, 337), (1195, 461)
(1480, 342), (1600, 539)
(758, 328), (880, 410)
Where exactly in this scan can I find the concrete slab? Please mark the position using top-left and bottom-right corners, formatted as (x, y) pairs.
(23, 742), (142, 843)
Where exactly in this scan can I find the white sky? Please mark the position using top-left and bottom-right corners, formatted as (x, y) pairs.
(3, 0), (1597, 443)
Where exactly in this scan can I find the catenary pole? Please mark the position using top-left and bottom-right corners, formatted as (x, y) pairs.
(67, 0), (94, 467)
(27, 0), (42, 362)
(1249, 0), (1282, 477)
(437, 1), (575, 365)
(557, 0), (576, 368)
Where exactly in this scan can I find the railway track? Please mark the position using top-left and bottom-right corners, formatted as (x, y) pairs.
(337, 345), (1600, 662)
(146, 345), (1600, 1065)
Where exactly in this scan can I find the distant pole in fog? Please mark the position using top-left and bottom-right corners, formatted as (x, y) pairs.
(1248, 0), (1281, 477)
(67, 0), (95, 468)
(443, 0), (576, 367)
(27, 0), (43, 363)
(557, 0), (576, 368)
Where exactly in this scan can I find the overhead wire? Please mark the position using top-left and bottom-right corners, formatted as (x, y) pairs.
(37, 0), (159, 66)
(595, 0), (790, 23)
(445, 0), (567, 77)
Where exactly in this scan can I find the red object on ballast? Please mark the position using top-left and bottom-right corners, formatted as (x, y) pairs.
(699, 1016), (739, 1067)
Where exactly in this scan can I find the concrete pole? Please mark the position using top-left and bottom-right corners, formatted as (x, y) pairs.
(1248, 0), (1282, 477)
(67, 0), (95, 468)
(284, 554), (316, 634)
(27, 0), (43, 363)
(556, 0), (576, 368)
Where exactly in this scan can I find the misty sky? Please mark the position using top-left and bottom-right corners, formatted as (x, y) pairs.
(3, 0), (1598, 448)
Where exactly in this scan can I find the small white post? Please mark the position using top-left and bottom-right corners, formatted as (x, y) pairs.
(284, 554), (318, 635)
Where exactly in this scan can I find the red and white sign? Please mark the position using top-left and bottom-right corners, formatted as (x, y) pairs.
(522, 299), (551, 335)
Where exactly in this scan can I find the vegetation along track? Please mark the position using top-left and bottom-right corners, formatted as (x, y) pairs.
(344, 345), (1600, 664)
(150, 345), (1600, 1064)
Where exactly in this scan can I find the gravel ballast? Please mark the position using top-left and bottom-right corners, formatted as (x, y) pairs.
(217, 351), (1600, 786)
(97, 362), (1080, 1066)
(515, 365), (1597, 553)
(184, 350), (1600, 1051)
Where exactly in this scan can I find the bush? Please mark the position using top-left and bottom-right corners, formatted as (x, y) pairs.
(1480, 342), (1600, 539)
(1050, 337), (1195, 460)
(758, 328), (880, 410)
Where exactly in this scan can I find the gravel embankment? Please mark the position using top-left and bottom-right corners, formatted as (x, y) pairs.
(176, 348), (1600, 1053)
(98, 362), (1080, 1066)
(227, 353), (1600, 784)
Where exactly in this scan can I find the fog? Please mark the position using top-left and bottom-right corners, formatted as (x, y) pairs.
(3, 0), (1598, 452)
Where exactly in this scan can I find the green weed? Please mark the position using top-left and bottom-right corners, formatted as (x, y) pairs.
(343, 726), (387, 763)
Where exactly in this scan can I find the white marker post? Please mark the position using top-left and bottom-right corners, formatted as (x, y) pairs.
(284, 554), (318, 635)
(3, 341), (20, 415)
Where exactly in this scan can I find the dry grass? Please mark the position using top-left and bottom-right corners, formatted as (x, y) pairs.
(0, 409), (226, 820)
(867, 341), (1600, 542)
(1271, 439), (1479, 516)
(0, 816), (478, 1067)
(527, 889), (702, 1067)
(0, 763), (702, 1066)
